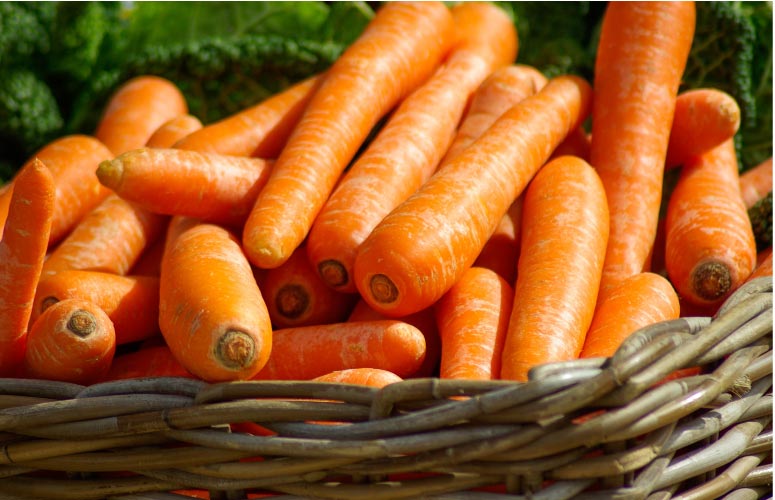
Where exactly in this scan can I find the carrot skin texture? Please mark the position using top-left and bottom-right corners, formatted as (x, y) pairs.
(747, 249), (772, 282)
(591, 1), (696, 294)
(0, 160), (55, 375)
(312, 368), (403, 388)
(242, 2), (456, 269)
(354, 75), (593, 317)
(474, 198), (522, 285)
(739, 157), (773, 210)
(500, 156), (609, 381)
(102, 345), (194, 381)
(145, 114), (204, 149)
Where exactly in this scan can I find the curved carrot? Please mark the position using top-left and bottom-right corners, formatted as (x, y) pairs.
(306, 1), (517, 293)
(23, 298), (115, 385)
(242, 2), (455, 269)
(102, 345), (193, 381)
(353, 75), (593, 317)
(0, 159), (55, 376)
(739, 157), (773, 210)
(95, 75), (188, 156)
(473, 198), (523, 285)
(312, 368), (403, 388)
(500, 155), (609, 381)
(665, 139), (757, 306)
(160, 222), (272, 382)
(590, 1), (695, 295)
(172, 74), (324, 158)
(145, 114), (204, 149)
(434, 266), (513, 380)
(579, 272), (680, 359)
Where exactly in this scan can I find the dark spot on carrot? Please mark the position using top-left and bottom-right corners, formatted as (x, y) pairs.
(692, 260), (732, 301)
(41, 296), (59, 314)
(67, 310), (97, 338)
(276, 284), (310, 319)
(370, 274), (399, 304)
(215, 330), (256, 369)
(318, 259), (348, 288)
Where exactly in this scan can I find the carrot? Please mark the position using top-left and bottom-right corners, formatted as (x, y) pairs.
(312, 368), (403, 388)
(32, 270), (160, 346)
(739, 157), (773, 210)
(665, 138), (757, 306)
(434, 266), (513, 380)
(579, 272), (680, 359)
(550, 126), (591, 162)
(0, 159), (55, 376)
(159, 221), (272, 382)
(500, 155), (609, 381)
(23, 298), (115, 385)
(473, 198), (523, 285)
(172, 74), (324, 158)
(95, 75), (188, 156)
(665, 88), (741, 169)
(145, 114), (204, 149)
(102, 345), (193, 381)
(252, 319), (426, 381)
(96, 148), (274, 228)
(590, 1), (695, 296)
(747, 248), (772, 282)
(306, 1), (517, 293)
(242, 2), (456, 269)
(353, 74), (593, 317)
(128, 235), (167, 277)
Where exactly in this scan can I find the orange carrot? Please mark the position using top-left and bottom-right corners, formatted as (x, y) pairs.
(172, 74), (324, 158)
(23, 298), (115, 385)
(747, 248), (772, 281)
(500, 155), (609, 381)
(102, 345), (193, 381)
(128, 235), (167, 277)
(32, 270), (161, 346)
(242, 2), (455, 269)
(665, 88), (741, 168)
(145, 114), (204, 149)
(579, 272), (680, 359)
(95, 75), (188, 156)
(434, 266), (513, 380)
(739, 157), (773, 210)
(665, 139), (757, 306)
(97, 148), (274, 228)
(312, 368), (403, 388)
(160, 221), (272, 382)
(590, 1), (695, 296)
(550, 126), (591, 162)
(473, 198), (523, 285)
(252, 320), (426, 380)
(354, 75), (593, 317)
(0, 159), (55, 376)
(306, 1), (517, 293)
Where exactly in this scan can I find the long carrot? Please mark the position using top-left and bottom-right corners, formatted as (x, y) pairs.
(747, 248), (772, 282)
(590, 1), (696, 296)
(312, 368), (403, 388)
(0, 159), (55, 376)
(172, 74), (324, 158)
(145, 114), (204, 149)
(95, 75), (188, 156)
(128, 236), (166, 277)
(306, 1), (517, 293)
(739, 157), (773, 210)
(473, 198), (523, 285)
(434, 266), (513, 380)
(665, 138), (757, 306)
(353, 75), (593, 317)
(23, 298), (115, 385)
(500, 155), (609, 381)
(242, 2), (455, 269)
(579, 272), (680, 359)
(102, 345), (193, 381)
(160, 221), (272, 382)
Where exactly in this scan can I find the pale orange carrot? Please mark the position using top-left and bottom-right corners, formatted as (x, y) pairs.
(739, 157), (773, 210)
(312, 368), (403, 388)
(145, 114), (204, 149)
(473, 198), (523, 285)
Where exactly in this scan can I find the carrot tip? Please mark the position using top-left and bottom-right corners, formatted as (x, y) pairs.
(215, 330), (257, 370)
(318, 259), (348, 288)
(67, 310), (98, 338)
(95, 159), (123, 190)
(691, 260), (732, 301)
(370, 274), (399, 304)
(276, 284), (310, 319)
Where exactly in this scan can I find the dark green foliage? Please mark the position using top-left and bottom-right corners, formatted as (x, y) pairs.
(748, 190), (773, 252)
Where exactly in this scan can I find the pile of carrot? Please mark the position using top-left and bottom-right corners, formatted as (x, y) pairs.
(0, 1), (770, 387)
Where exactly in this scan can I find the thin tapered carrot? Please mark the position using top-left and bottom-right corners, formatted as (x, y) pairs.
(665, 88), (741, 169)
(473, 198), (523, 285)
(579, 272), (680, 359)
(242, 2), (456, 269)
(665, 139), (757, 306)
(172, 74), (324, 158)
(747, 248), (772, 282)
(23, 298), (115, 385)
(102, 345), (193, 381)
(739, 157), (773, 210)
(145, 114), (204, 149)
(0, 159), (55, 376)
(95, 75), (188, 156)
(160, 221), (272, 382)
(434, 266), (513, 380)
(353, 75), (593, 317)
(97, 148), (274, 228)
(32, 270), (160, 346)
(500, 155), (609, 381)
(313, 368), (403, 387)
(591, 1), (695, 296)
(252, 319), (426, 381)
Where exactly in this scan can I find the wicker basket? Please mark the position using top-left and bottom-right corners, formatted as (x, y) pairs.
(0, 276), (771, 500)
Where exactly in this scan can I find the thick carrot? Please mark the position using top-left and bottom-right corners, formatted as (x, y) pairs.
(23, 298), (115, 385)
(0, 159), (55, 376)
(500, 155), (609, 381)
(590, 1), (695, 296)
(102, 345), (193, 381)
(473, 198), (523, 285)
(145, 114), (204, 149)
(306, 1), (517, 293)
(97, 148), (274, 228)
(434, 266), (513, 380)
(579, 272), (680, 359)
(739, 157), (773, 210)
(172, 74), (324, 158)
(32, 270), (160, 346)
(242, 2), (455, 269)
(665, 139), (757, 306)
(312, 368), (403, 388)
(252, 320), (426, 380)
(665, 88), (741, 168)
(95, 75), (188, 156)
(160, 221), (272, 382)
(353, 75), (593, 317)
